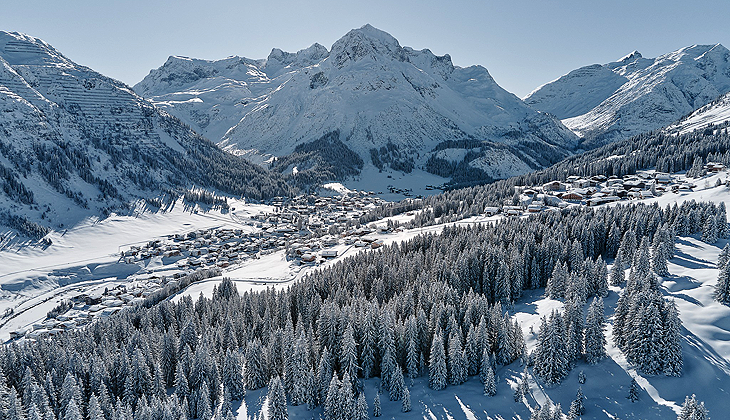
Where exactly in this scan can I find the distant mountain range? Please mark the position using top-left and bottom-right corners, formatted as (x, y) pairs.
(526, 45), (730, 147)
(0, 31), (289, 237)
(136, 25), (579, 190)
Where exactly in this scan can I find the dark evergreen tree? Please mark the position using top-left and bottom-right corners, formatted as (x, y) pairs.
(584, 297), (607, 364)
(429, 333), (447, 391)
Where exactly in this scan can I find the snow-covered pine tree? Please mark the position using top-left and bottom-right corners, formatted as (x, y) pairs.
(389, 366), (405, 401)
(267, 376), (288, 420)
(429, 333), (447, 390)
(340, 324), (358, 383)
(340, 372), (355, 419)
(652, 228), (670, 276)
(718, 244), (730, 271)
(533, 311), (570, 384)
(483, 364), (496, 396)
(584, 297), (607, 364)
(373, 392), (381, 417)
(245, 339), (268, 390)
(628, 378), (639, 402)
(402, 387), (411, 413)
(355, 393), (368, 420)
(702, 216), (718, 244)
(564, 299), (585, 363)
(448, 331), (467, 385)
(618, 230), (637, 269)
(63, 398), (81, 420)
(715, 261), (730, 304)
(88, 394), (104, 420)
(222, 349), (245, 400)
(661, 299), (683, 376)
(323, 374), (339, 420)
(546, 262), (567, 299)
(678, 394), (709, 420)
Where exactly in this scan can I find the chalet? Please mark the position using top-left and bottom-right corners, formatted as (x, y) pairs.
(623, 179), (646, 190)
(542, 180), (564, 191)
(527, 203), (543, 213)
(523, 189), (537, 197)
(561, 192), (584, 202)
(572, 178), (592, 188)
(503, 205), (522, 216)
(301, 253), (316, 263)
(484, 207), (500, 216)
(370, 239), (384, 249)
(607, 178), (624, 187)
(654, 172), (672, 184)
(587, 196), (621, 206)
(321, 250), (338, 258)
(705, 162), (725, 172)
(590, 175), (607, 183)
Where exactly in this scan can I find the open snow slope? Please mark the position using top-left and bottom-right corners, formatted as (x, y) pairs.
(136, 25), (578, 187)
(525, 45), (730, 147)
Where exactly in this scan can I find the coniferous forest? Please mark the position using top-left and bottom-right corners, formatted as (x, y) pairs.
(0, 199), (721, 419)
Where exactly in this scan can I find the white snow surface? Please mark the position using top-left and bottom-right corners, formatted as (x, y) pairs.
(526, 45), (730, 146)
(135, 24), (579, 182)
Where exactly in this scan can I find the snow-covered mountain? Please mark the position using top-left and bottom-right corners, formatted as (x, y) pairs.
(0, 31), (289, 237)
(525, 45), (730, 147)
(666, 90), (730, 135)
(136, 25), (579, 189)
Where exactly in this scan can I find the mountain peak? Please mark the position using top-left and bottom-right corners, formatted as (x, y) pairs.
(619, 50), (642, 62)
(330, 24), (405, 67)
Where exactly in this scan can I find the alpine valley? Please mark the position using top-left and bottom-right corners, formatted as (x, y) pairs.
(0, 22), (729, 420)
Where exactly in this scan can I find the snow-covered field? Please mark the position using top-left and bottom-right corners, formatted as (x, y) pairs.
(0, 198), (271, 340)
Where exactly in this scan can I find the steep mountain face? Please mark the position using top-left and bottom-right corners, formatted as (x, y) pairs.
(526, 45), (730, 147)
(0, 31), (289, 237)
(136, 25), (579, 188)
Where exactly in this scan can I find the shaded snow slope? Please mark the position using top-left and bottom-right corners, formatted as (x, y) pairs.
(526, 45), (730, 147)
(136, 24), (579, 184)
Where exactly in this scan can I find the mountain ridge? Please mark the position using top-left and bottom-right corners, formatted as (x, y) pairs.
(0, 30), (290, 237)
(526, 43), (730, 147)
(135, 24), (579, 191)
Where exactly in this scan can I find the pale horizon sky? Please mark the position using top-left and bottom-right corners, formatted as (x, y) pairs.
(2, 1), (730, 97)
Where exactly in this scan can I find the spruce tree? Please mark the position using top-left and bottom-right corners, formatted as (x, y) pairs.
(447, 331), (467, 385)
(534, 311), (570, 384)
(678, 394), (709, 420)
(483, 364), (496, 396)
(429, 333), (447, 391)
(373, 392), (381, 417)
(628, 378), (639, 402)
(715, 261), (730, 304)
(355, 393), (368, 420)
(267, 376), (288, 420)
(584, 297), (607, 364)
(718, 244), (730, 271)
(703, 216), (718, 244)
(610, 255), (625, 286)
(402, 387), (411, 413)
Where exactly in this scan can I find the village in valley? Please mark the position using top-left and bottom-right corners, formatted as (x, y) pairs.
(8, 188), (402, 341)
(495, 162), (728, 217)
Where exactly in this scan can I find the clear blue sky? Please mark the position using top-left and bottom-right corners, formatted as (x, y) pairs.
(3, 0), (729, 97)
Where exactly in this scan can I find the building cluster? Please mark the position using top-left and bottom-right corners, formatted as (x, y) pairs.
(495, 164), (727, 217)
(11, 191), (391, 341)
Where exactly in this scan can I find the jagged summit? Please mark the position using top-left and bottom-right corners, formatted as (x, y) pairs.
(526, 43), (730, 146)
(619, 50), (642, 62)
